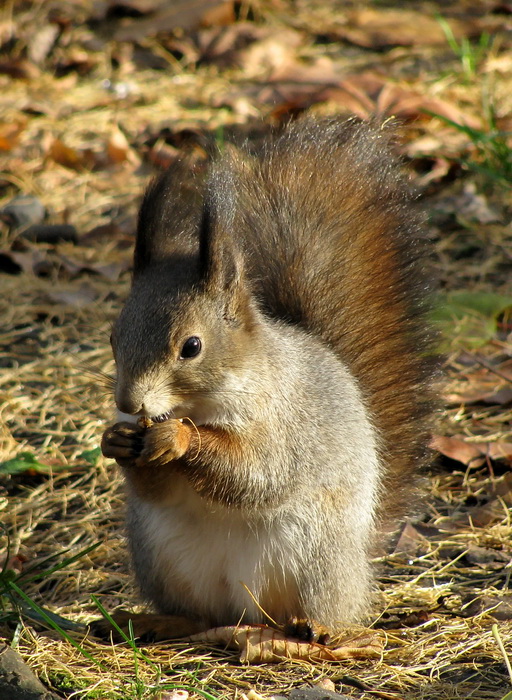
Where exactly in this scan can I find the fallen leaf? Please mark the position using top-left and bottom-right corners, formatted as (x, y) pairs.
(485, 443), (512, 461)
(106, 126), (140, 166)
(57, 254), (129, 281)
(47, 283), (99, 307)
(79, 447), (102, 467)
(464, 543), (510, 568)
(436, 436), (512, 466)
(430, 435), (486, 467)
(0, 120), (26, 151)
(393, 522), (441, 556)
(0, 58), (40, 80)
(444, 389), (508, 406)
(260, 70), (483, 126)
(2, 555), (27, 575)
(112, 0), (228, 42)
(443, 473), (512, 528)
(376, 609), (431, 630)
(484, 388), (512, 406)
(329, 9), (478, 49)
(28, 24), (60, 64)
(414, 158), (456, 188)
(47, 138), (95, 171)
(436, 184), (502, 224)
(462, 594), (512, 620)
(0, 248), (50, 276)
(187, 624), (382, 663)
(0, 452), (55, 476)
(432, 291), (512, 348)
(198, 24), (273, 67)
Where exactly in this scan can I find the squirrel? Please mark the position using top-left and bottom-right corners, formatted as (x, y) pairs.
(99, 117), (435, 642)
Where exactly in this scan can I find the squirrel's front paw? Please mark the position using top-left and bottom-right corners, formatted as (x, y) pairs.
(101, 421), (145, 468)
(137, 419), (192, 467)
(284, 617), (331, 645)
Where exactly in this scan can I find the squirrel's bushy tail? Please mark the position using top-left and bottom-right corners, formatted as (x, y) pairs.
(219, 118), (435, 529)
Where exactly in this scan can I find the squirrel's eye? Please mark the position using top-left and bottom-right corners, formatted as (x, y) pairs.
(180, 336), (202, 359)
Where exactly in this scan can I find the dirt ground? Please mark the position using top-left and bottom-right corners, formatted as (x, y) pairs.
(0, 1), (511, 699)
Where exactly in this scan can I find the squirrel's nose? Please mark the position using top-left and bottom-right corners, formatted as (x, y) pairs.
(115, 384), (144, 415)
(116, 397), (142, 415)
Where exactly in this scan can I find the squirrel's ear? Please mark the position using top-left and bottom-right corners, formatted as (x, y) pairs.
(133, 162), (202, 275)
(198, 171), (247, 317)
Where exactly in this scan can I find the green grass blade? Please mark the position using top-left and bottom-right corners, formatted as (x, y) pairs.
(20, 541), (102, 583)
(8, 581), (105, 669)
(91, 595), (157, 667)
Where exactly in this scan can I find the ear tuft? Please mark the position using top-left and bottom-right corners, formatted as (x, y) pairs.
(134, 161), (202, 275)
(198, 167), (245, 298)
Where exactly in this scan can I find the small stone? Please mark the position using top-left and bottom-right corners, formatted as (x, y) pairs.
(288, 687), (351, 700)
(0, 642), (59, 699)
(0, 195), (45, 230)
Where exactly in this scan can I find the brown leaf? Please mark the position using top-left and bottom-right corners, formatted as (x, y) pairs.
(47, 283), (99, 307)
(464, 473), (512, 527)
(430, 435), (486, 467)
(312, 73), (482, 126)
(393, 522), (441, 556)
(80, 222), (125, 246)
(2, 554), (27, 575)
(462, 594), (512, 620)
(27, 24), (60, 64)
(0, 248), (49, 276)
(377, 609), (431, 630)
(106, 127), (140, 166)
(113, 0), (229, 42)
(330, 9), (478, 49)
(393, 522), (426, 556)
(0, 59), (40, 80)
(0, 120), (26, 151)
(484, 388), (512, 406)
(433, 436), (512, 471)
(486, 442), (512, 461)
(187, 624), (382, 663)
(201, 1), (235, 27)
(47, 138), (94, 171)
(464, 543), (510, 568)
(444, 386), (512, 406)
(57, 254), (128, 281)
(414, 158), (454, 188)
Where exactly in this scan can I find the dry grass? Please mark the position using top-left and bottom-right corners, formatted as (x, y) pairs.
(1, 0), (512, 698)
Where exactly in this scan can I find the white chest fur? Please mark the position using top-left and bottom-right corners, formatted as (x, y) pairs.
(129, 475), (305, 625)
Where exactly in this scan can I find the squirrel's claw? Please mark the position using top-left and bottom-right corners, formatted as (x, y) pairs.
(283, 617), (331, 645)
(136, 419), (192, 467)
(101, 421), (145, 464)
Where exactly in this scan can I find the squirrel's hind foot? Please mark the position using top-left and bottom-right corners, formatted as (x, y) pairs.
(89, 610), (207, 643)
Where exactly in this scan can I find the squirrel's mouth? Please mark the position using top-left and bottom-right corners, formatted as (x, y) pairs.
(149, 411), (173, 423)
